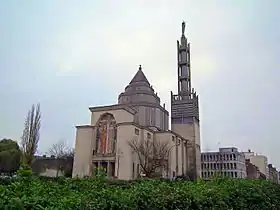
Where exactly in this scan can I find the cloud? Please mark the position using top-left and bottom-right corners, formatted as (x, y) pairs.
(0, 0), (280, 167)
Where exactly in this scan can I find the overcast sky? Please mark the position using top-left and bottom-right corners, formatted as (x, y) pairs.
(0, 0), (279, 167)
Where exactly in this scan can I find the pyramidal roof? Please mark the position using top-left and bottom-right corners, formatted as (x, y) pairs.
(129, 65), (150, 86)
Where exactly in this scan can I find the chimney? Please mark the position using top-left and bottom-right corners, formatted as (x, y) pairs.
(163, 103), (166, 109)
(248, 149), (251, 153)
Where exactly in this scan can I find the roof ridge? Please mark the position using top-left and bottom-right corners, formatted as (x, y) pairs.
(129, 65), (150, 85)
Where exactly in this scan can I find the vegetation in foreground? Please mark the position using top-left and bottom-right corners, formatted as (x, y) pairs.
(1, 170), (280, 210)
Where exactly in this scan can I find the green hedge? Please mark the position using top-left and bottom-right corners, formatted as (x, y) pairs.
(0, 176), (280, 209)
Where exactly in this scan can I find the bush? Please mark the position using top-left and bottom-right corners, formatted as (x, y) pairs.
(0, 176), (279, 209)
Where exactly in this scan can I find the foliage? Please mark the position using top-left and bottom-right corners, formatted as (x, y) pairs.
(16, 164), (33, 178)
(21, 103), (41, 166)
(128, 138), (169, 178)
(0, 176), (280, 209)
(0, 139), (21, 174)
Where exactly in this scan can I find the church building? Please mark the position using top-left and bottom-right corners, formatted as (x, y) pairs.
(72, 22), (201, 180)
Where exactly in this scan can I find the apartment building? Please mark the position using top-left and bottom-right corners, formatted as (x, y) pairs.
(243, 150), (268, 179)
(201, 147), (247, 179)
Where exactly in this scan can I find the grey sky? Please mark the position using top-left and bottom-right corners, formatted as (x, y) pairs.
(0, 1), (279, 167)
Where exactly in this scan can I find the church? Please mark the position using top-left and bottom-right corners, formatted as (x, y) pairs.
(72, 22), (201, 180)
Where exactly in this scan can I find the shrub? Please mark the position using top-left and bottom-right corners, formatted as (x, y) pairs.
(0, 176), (279, 209)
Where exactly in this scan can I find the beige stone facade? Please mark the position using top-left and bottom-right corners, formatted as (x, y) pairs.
(72, 22), (201, 180)
(72, 107), (195, 180)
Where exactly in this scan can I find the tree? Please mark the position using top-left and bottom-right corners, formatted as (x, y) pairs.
(128, 138), (169, 178)
(21, 103), (41, 167)
(0, 139), (21, 175)
(48, 140), (74, 177)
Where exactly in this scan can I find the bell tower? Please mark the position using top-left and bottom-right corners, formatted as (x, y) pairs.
(171, 21), (201, 179)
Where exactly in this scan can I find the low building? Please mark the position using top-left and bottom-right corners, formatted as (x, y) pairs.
(32, 155), (73, 177)
(243, 150), (268, 179)
(201, 147), (247, 179)
(268, 164), (278, 184)
(246, 159), (260, 179)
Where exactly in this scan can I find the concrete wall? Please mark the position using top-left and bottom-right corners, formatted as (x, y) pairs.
(135, 106), (168, 131)
(72, 126), (94, 178)
(32, 156), (73, 178)
(91, 109), (134, 126)
(39, 169), (64, 177)
(250, 155), (268, 179)
(171, 120), (201, 177)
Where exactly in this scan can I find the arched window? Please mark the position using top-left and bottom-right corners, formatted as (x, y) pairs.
(95, 113), (117, 155)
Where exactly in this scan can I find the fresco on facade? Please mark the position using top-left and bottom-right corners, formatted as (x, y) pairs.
(96, 114), (117, 154)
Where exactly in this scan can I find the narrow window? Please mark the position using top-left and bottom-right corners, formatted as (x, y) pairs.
(137, 164), (140, 177)
(132, 162), (135, 178)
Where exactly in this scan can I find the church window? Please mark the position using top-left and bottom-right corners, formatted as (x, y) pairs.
(132, 162), (135, 177)
(137, 164), (140, 177)
(135, 128), (139, 135)
(147, 133), (151, 139)
(95, 113), (117, 155)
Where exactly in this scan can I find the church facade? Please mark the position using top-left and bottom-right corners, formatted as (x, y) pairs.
(72, 22), (201, 180)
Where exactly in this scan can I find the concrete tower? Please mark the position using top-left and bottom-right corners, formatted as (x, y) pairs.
(171, 22), (201, 178)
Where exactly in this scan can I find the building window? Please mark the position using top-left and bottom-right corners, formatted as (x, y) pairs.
(172, 136), (175, 141)
(132, 162), (135, 177)
(147, 133), (151, 139)
(137, 164), (140, 177)
(135, 128), (139, 135)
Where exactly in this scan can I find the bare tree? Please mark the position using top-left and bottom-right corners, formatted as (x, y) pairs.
(64, 148), (75, 159)
(128, 138), (170, 178)
(48, 140), (73, 177)
(48, 140), (68, 159)
(21, 103), (41, 167)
